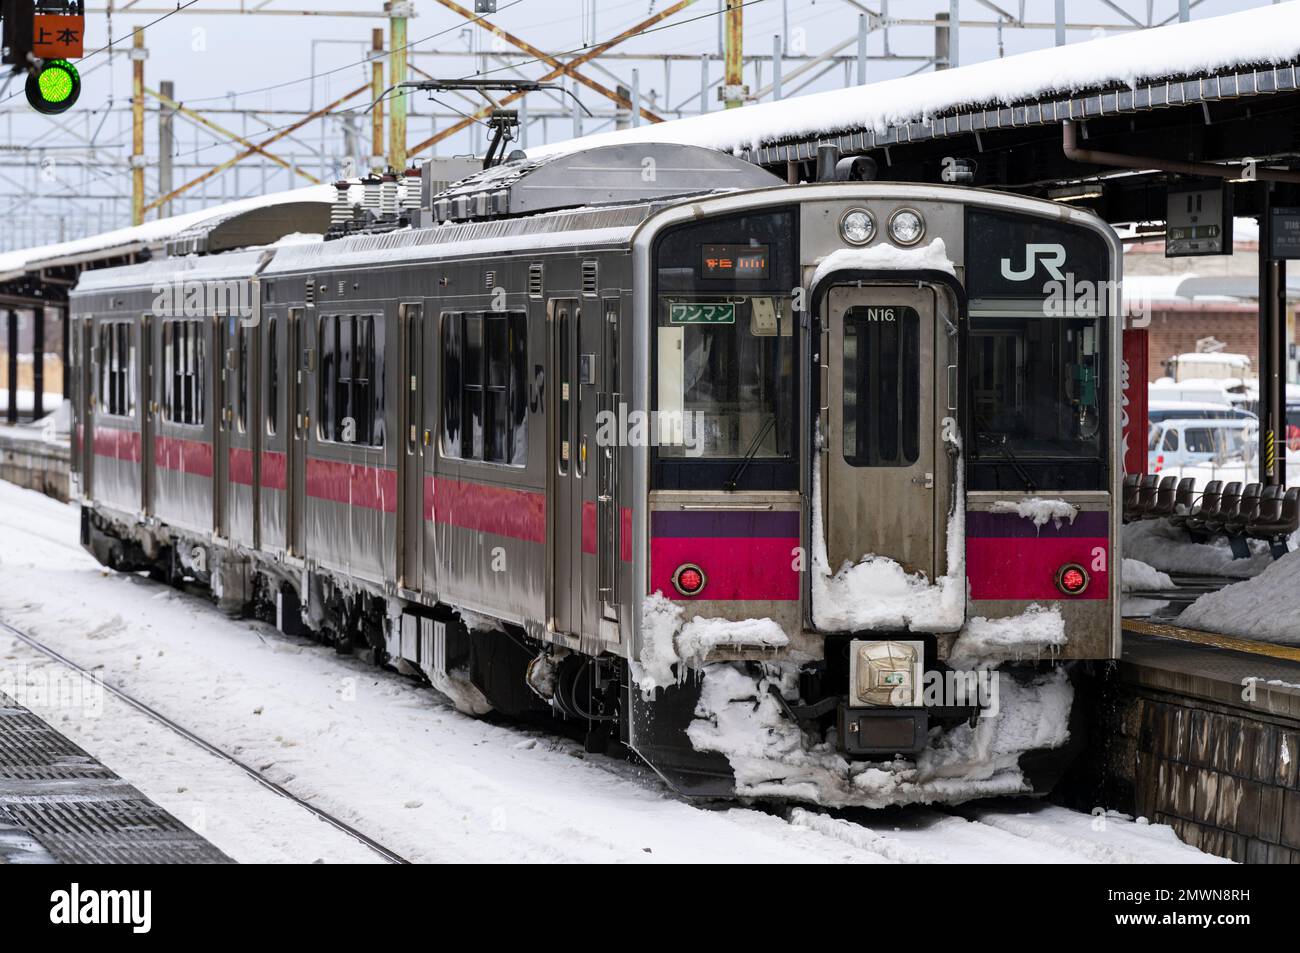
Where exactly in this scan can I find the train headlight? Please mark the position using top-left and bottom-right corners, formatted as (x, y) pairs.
(888, 208), (925, 246)
(839, 208), (875, 245)
(672, 563), (707, 597)
(1055, 563), (1090, 596)
(849, 639), (923, 707)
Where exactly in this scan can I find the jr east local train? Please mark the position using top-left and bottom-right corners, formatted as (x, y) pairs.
(69, 143), (1121, 806)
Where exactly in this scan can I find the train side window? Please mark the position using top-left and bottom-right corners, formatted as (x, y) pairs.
(842, 307), (920, 467)
(462, 313), (484, 460)
(441, 311), (527, 466)
(318, 313), (382, 447)
(236, 323), (249, 433)
(266, 317), (278, 436)
(159, 319), (204, 425)
(441, 312), (462, 457)
(97, 322), (135, 418)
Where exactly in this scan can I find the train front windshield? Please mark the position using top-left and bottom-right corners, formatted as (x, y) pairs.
(969, 313), (1103, 466)
(963, 209), (1113, 492)
(651, 208), (800, 490)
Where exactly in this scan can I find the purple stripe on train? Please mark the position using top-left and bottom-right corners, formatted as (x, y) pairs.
(966, 510), (1109, 539)
(651, 510), (801, 538)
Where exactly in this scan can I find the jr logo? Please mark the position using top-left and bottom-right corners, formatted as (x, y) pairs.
(1000, 243), (1067, 282)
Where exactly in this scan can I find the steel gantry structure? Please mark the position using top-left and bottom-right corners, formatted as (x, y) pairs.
(0, 0), (1222, 249)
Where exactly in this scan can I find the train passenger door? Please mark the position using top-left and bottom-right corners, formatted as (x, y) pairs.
(286, 306), (308, 557)
(214, 314), (232, 537)
(822, 284), (939, 578)
(596, 297), (621, 639)
(397, 302), (424, 592)
(140, 314), (155, 516)
(79, 317), (95, 498)
(547, 298), (589, 638)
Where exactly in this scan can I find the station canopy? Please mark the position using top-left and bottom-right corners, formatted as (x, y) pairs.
(533, 3), (1300, 224)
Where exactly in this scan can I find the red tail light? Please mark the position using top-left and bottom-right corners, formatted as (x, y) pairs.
(672, 563), (707, 597)
(1055, 563), (1090, 596)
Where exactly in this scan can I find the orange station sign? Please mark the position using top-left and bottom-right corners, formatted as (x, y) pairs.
(32, 15), (85, 59)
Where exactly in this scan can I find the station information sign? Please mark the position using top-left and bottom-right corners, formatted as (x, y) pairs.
(1268, 208), (1300, 260)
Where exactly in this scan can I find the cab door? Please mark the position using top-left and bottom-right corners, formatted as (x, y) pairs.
(823, 283), (938, 577)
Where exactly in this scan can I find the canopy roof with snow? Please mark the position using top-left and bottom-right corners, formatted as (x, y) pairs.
(0, 185), (333, 305)
(535, 5), (1300, 164)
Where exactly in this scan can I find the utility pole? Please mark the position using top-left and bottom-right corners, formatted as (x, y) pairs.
(158, 79), (175, 219)
(934, 12), (950, 70)
(370, 28), (385, 173)
(723, 0), (744, 109)
(388, 2), (410, 171)
(130, 29), (146, 226)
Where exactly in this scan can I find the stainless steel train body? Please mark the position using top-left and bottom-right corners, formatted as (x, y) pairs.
(68, 143), (1122, 797)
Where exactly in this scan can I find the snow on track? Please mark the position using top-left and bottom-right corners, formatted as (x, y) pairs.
(0, 481), (1222, 863)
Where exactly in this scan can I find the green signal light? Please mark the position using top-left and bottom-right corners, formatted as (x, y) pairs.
(26, 60), (82, 115)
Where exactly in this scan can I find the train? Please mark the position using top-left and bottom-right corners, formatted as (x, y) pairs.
(69, 142), (1122, 806)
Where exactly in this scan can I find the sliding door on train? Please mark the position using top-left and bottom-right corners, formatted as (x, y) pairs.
(547, 298), (604, 641)
(822, 283), (941, 579)
(215, 314), (260, 547)
(397, 301), (425, 594)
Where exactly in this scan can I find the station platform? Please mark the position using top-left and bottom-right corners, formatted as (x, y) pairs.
(0, 425), (69, 503)
(1068, 621), (1300, 863)
(0, 689), (233, 864)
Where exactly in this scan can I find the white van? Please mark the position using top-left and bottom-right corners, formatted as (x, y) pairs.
(1147, 417), (1258, 476)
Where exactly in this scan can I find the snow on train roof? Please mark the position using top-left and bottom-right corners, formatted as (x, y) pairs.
(531, 4), (1300, 159)
(0, 185), (334, 282)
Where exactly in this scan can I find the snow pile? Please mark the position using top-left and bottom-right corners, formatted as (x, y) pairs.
(948, 605), (1068, 670)
(810, 433), (964, 633)
(675, 616), (789, 665)
(1123, 519), (1275, 579)
(989, 497), (1078, 531)
(1175, 549), (1300, 646)
(428, 667), (493, 717)
(631, 593), (789, 694)
(809, 238), (955, 289)
(632, 592), (685, 695)
(1121, 558), (1175, 593)
(687, 664), (1072, 809)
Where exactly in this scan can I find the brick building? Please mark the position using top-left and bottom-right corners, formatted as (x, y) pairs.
(1123, 227), (1299, 384)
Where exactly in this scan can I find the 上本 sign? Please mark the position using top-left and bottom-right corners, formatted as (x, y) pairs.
(33, 15), (84, 59)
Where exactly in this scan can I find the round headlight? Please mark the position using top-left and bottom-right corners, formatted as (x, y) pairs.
(839, 208), (875, 246)
(888, 208), (925, 246)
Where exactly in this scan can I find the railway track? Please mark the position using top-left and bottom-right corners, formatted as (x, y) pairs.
(0, 618), (411, 865)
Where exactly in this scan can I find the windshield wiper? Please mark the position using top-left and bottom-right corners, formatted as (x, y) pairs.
(724, 416), (777, 491)
(980, 432), (1037, 492)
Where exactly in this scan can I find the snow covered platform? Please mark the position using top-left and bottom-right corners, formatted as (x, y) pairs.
(1069, 623), (1300, 863)
(0, 425), (70, 503)
(0, 688), (233, 864)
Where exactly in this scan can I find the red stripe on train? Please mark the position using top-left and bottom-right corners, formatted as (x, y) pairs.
(966, 537), (1109, 601)
(305, 457), (397, 512)
(92, 428), (141, 464)
(651, 536), (800, 601)
(228, 447), (255, 486)
(260, 450), (287, 490)
(154, 434), (214, 477)
(427, 477), (546, 544)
